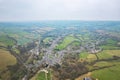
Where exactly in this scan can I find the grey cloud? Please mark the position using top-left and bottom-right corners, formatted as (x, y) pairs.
(0, 0), (120, 21)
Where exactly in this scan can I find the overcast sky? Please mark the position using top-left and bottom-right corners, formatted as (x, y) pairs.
(0, 0), (120, 21)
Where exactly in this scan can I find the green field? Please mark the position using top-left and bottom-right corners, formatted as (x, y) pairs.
(92, 64), (120, 80)
(31, 70), (51, 80)
(0, 35), (15, 47)
(97, 50), (120, 59)
(0, 49), (16, 70)
(79, 50), (120, 61)
(43, 37), (53, 44)
(96, 51), (112, 59)
(79, 52), (89, 59)
(55, 35), (79, 50)
(0, 49), (17, 80)
(79, 50), (120, 80)
(100, 38), (120, 50)
(71, 41), (81, 47)
(0, 27), (40, 45)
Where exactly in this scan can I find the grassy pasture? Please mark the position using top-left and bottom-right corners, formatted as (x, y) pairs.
(92, 64), (120, 80)
(79, 50), (120, 80)
(100, 38), (120, 50)
(55, 35), (79, 50)
(0, 35), (15, 47)
(97, 50), (120, 59)
(30, 70), (51, 80)
(79, 52), (97, 62)
(0, 49), (16, 71)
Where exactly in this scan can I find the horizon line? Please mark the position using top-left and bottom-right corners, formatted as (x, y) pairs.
(0, 19), (120, 22)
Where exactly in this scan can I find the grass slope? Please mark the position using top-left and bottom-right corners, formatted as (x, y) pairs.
(0, 49), (16, 70)
(0, 35), (15, 47)
(92, 64), (120, 80)
(55, 35), (78, 50)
